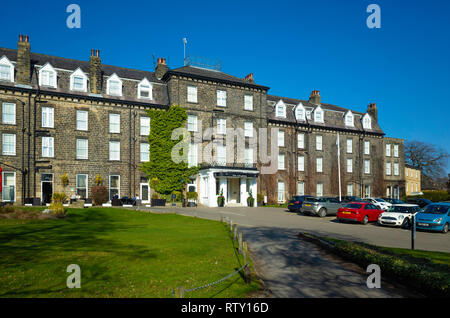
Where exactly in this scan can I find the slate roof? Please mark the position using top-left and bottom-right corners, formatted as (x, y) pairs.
(163, 65), (270, 90)
(266, 94), (385, 135)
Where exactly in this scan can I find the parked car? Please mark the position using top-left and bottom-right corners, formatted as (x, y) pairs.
(337, 202), (383, 224)
(415, 202), (450, 233)
(287, 195), (314, 212)
(382, 198), (404, 205)
(301, 197), (343, 217)
(377, 204), (420, 228)
(365, 198), (392, 211)
(340, 196), (363, 203)
(405, 198), (433, 208)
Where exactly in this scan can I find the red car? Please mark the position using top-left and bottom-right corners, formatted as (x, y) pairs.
(337, 202), (383, 224)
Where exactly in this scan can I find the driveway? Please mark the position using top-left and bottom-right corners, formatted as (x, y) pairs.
(138, 206), (446, 297)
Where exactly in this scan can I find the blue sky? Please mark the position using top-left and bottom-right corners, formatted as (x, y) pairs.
(1, 0), (449, 172)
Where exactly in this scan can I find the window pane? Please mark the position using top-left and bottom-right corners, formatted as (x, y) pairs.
(109, 141), (120, 160)
(109, 114), (120, 133)
(0, 65), (11, 80)
(2, 103), (15, 124)
(76, 139), (88, 159)
(2, 172), (15, 201)
(140, 117), (150, 135)
(140, 143), (149, 162)
(76, 111), (88, 130)
(2, 133), (15, 155)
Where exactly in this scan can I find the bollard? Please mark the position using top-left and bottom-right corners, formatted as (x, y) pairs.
(243, 241), (248, 264)
(238, 233), (243, 254)
(230, 220), (233, 233)
(175, 287), (185, 298)
(234, 224), (238, 241)
(245, 266), (251, 284)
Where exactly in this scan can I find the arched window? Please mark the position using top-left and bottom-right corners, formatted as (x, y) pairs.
(362, 114), (372, 129)
(70, 67), (88, 92)
(344, 111), (354, 127)
(275, 100), (286, 118)
(107, 73), (123, 96)
(314, 106), (324, 123)
(0, 56), (14, 82)
(39, 63), (57, 88)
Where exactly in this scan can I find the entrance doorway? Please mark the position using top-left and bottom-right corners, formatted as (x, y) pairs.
(140, 183), (150, 203)
(41, 173), (53, 204)
(227, 178), (240, 204)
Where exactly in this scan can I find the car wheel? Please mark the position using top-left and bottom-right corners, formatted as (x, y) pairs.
(318, 208), (327, 218)
(443, 223), (449, 234)
(362, 215), (369, 225)
(402, 218), (410, 229)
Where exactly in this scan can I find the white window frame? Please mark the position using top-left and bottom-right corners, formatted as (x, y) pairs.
(107, 73), (123, 96)
(2, 133), (16, 155)
(317, 183), (324, 197)
(140, 117), (150, 136)
(298, 156), (305, 172)
(275, 100), (285, 117)
(345, 111), (354, 127)
(42, 107), (54, 128)
(187, 115), (198, 132)
(278, 154), (285, 170)
(109, 175), (120, 200)
(347, 158), (353, 173)
(217, 118), (226, 135)
(386, 162), (391, 176)
(138, 78), (153, 100)
(364, 141), (370, 155)
(316, 157), (323, 173)
(140, 142), (150, 162)
(41, 136), (54, 158)
(298, 181), (305, 196)
(2, 102), (16, 125)
(245, 147), (253, 166)
(298, 133), (305, 148)
(346, 139), (353, 154)
(38, 63), (57, 88)
(362, 114), (372, 129)
(187, 85), (198, 103)
(76, 174), (88, 199)
(2, 171), (16, 202)
(109, 141), (120, 161)
(217, 90), (227, 107)
(0, 56), (14, 82)
(394, 163), (399, 176)
(277, 181), (285, 203)
(244, 122), (253, 138)
(314, 106), (324, 123)
(109, 113), (120, 133)
(70, 68), (88, 92)
(76, 110), (88, 131)
(244, 94), (254, 111)
(347, 183), (353, 196)
(76, 138), (88, 160)
(188, 143), (198, 167)
(316, 135), (323, 151)
(216, 144), (227, 165)
(278, 130), (285, 147)
(365, 159), (371, 174)
(295, 103), (306, 121)
(394, 144), (399, 158)
(386, 144), (391, 156)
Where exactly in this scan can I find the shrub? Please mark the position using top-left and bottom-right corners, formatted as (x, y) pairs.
(187, 192), (198, 201)
(257, 193), (264, 206)
(172, 191), (181, 201)
(50, 202), (67, 218)
(52, 192), (68, 204)
(91, 186), (108, 206)
(94, 174), (103, 186)
(217, 189), (225, 207)
(61, 173), (69, 187)
(404, 190), (450, 203)
(151, 192), (160, 200)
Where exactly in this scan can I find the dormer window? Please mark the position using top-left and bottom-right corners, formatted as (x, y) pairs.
(362, 114), (372, 129)
(344, 111), (354, 127)
(0, 56), (14, 82)
(314, 106), (324, 123)
(295, 103), (305, 121)
(275, 100), (286, 118)
(70, 68), (88, 92)
(107, 73), (123, 96)
(138, 78), (153, 99)
(39, 63), (57, 88)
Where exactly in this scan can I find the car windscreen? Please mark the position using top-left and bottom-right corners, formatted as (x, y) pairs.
(344, 203), (363, 209)
(375, 198), (386, 202)
(387, 206), (417, 213)
(305, 197), (321, 202)
(422, 205), (450, 214)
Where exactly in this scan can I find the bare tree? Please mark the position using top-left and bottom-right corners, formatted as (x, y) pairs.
(405, 140), (449, 181)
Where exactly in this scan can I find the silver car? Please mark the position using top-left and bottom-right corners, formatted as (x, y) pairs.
(301, 197), (344, 217)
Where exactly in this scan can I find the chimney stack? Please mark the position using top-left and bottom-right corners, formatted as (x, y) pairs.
(244, 73), (254, 83)
(309, 90), (321, 105)
(155, 57), (168, 80)
(367, 102), (378, 122)
(16, 34), (31, 85)
(89, 49), (102, 94)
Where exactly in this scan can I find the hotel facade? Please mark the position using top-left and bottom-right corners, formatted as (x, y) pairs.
(0, 35), (405, 207)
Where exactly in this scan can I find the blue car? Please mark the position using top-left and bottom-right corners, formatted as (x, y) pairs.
(415, 202), (450, 233)
(287, 195), (313, 212)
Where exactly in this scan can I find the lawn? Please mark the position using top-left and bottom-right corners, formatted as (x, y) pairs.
(0, 208), (259, 298)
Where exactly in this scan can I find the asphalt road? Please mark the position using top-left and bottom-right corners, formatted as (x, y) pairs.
(140, 206), (446, 297)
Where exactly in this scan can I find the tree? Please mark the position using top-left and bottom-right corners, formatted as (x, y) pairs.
(140, 105), (198, 195)
(405, 140), (449, 190)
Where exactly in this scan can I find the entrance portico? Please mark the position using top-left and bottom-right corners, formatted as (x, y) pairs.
(198, 168), (258, 207)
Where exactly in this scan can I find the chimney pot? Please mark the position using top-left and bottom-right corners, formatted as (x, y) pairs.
(25, 35), (29, 43)
(19, 34), (23, 42)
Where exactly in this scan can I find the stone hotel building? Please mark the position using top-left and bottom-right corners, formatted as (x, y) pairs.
(0, 35), (405, 206)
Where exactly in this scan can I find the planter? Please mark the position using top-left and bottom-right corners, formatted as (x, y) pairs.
(247, 200), (255, 207)
(151, 199), (166, 207)
(187, 201), (197, 207)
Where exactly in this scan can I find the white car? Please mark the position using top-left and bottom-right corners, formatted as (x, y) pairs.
(366, 198), (392, 211)
(378, 204), (421, 228)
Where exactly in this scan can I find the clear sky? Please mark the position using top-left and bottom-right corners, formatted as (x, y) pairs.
(1, 0), (449, 172)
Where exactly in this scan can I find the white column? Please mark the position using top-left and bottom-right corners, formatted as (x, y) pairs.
(251, 178), (257, 207)
(240, 178), (247, 206)
(219, 178), (227, 205)
(209, 171), (217, 207)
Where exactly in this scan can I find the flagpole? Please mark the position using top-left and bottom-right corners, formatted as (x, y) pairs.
(337, 133), (342, 202)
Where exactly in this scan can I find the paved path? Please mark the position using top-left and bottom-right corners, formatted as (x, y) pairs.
(138, 206), (444, 297)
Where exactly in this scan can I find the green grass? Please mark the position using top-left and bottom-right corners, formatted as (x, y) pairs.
(0, 208), (259, 298)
